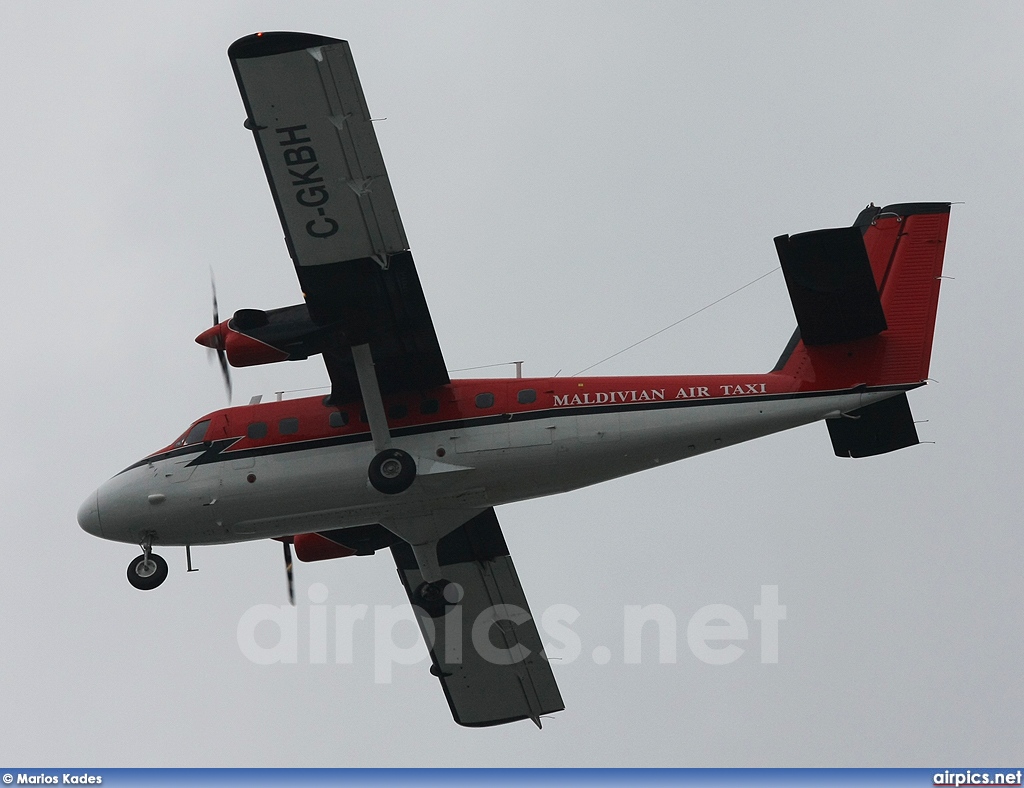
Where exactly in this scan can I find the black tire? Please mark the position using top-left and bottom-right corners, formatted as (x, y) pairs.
(127, 553), (169, 591)
(413, 580), (457, 618)
(368, 448), (416, 494)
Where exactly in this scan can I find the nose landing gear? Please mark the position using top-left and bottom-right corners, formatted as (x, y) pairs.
(127, 533), (168, 591)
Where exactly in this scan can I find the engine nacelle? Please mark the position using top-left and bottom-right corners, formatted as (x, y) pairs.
(195, 304), (319, 368)
(224, 327), (290, 367)
(195, 320), (289, 367)
(293, 533), (357, 562)
(288, 526), (403, 562)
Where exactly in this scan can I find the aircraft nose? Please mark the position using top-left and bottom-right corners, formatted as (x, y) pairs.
(77, 490), (103, 538)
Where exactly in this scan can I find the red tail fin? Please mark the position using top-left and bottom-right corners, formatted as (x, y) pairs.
(774, 202), (950, 390)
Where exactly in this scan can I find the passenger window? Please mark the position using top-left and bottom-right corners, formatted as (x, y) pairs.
(388, 404), (408, 420)
(517, 389), (537, 404)
(420, 399), (440, 415)
(359, 409), (368, 424)
(247, 422), (268, 440)
(329, 411), (348, 428)
(279, 417), (299, 435)
(475, 392), (495, 409)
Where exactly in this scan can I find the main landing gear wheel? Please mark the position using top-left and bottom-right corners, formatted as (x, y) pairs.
(368, 448), (416, 494)
(413, 580), (462, 618)
(127, 553), (168, 591)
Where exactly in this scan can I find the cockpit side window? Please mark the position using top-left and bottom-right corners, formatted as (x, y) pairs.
(174, 420), (211, 448)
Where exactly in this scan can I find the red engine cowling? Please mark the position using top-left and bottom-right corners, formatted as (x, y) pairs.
(196, 304), (319, 368)
(224, 328), (290, 367)
(195, 321), (290, 368)
(293, 533), (357, 562)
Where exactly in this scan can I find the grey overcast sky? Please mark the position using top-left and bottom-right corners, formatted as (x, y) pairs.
(1, 0), (1021, 767)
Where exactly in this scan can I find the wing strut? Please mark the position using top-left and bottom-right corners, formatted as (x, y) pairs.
(351, 343), (465, 581)
(351, 343), (392, 452)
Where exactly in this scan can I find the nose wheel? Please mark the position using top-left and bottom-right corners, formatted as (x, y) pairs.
(127, 534), (168, 590)
(127, 553), (168, 590)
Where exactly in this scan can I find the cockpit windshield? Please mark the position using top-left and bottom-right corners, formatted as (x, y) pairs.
(173, 420), (211, 448)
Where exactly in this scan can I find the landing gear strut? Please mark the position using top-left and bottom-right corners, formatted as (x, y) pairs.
(127, 534), (168, 591)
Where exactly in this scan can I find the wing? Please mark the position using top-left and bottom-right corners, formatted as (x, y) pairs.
(229, 32), (448, 401)
(390, 509), (565, 728)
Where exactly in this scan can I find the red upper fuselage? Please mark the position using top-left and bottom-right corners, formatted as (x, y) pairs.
(155, 371), (817, 458)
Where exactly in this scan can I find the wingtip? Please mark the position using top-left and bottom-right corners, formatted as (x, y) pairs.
(228, 31), (344, 60)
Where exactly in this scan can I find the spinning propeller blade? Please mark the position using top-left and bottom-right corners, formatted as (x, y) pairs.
(283, 541), (295, 606)
(207, 270), (232, 402)
(211, 269), (220, 325)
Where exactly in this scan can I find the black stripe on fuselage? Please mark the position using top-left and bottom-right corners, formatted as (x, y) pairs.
(123, 384), (919, 472)
(115, 443), (220, 475)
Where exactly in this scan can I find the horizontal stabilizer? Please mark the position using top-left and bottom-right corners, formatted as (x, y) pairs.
(775, 226), (887, 346)
(827, 393), (919, 458)
(391, 508), (564, 728)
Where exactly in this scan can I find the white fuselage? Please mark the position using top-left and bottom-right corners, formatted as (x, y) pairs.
(79, 387), (891, 549)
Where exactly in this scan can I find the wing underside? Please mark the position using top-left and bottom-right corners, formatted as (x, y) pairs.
(390, 509), (565, 727)
(229, 32), (448, 401)
(311, 510), (564, 727)
(232, 35), (561, 726)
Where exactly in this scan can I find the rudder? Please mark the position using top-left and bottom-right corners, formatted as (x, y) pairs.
(869, 203), (950, 384)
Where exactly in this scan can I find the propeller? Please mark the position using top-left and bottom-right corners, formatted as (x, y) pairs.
(197, 270), (232, 401)
(283, 540), (295, 606)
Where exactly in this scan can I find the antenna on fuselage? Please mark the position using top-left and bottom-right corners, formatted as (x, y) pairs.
(572, 267), (780, 376)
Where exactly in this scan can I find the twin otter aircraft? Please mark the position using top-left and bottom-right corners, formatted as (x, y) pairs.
(77, 32), (951, 728)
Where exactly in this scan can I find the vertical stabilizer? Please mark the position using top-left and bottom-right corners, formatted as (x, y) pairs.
(774, 202), (950, 390)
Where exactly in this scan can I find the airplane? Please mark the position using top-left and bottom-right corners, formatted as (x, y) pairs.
(77, 31), (952, 729)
